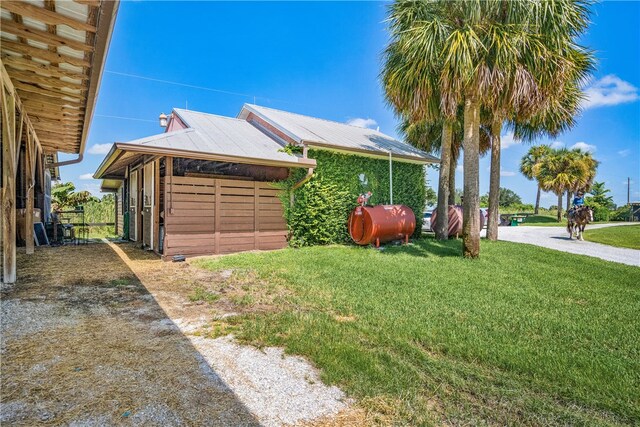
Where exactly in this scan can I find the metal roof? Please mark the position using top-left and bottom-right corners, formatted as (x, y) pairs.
(94, 110), (315, 179)
(238, 104), (439, 164)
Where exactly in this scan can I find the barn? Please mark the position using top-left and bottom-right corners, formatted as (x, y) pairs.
(94, 104), (438, 258)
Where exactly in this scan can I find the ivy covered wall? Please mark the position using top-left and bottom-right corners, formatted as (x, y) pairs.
(279, 149), (426, 247)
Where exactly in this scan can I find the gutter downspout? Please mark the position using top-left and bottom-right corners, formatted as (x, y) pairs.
(47, 153), (83, 168)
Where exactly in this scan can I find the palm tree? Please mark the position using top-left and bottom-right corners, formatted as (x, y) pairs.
(384, 0), (593, 256)
(520, 145), (552, 214)
(535, 148), (597, 221)
(400, 115), (490, 217)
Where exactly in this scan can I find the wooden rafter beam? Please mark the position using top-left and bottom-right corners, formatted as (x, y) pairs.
(2, 55), (88, 81)
(74, 0), (102, 7)
(14, 81), (83, 102)
(17, 90), (84, 107)
(1, 59), (42, 151)
(29, 112), (83, 123)
(1, 39), (90, 68)
(32, 122), (83, 134)
(0, 19), (93, 53)
(21, 100), (83, 116)
(1, 1), (97, 33)
(4, 66), (86, 90)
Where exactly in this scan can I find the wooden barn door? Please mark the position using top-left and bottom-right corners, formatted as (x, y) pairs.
(129, 170), (138, 241)
(142, 162), (154, 248)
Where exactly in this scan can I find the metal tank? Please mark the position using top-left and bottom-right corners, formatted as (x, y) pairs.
(348, 193), (416, 247)
(430, 205), (485, 237)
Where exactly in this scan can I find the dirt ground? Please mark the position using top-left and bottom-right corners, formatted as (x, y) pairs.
(1, 242), (363, 426)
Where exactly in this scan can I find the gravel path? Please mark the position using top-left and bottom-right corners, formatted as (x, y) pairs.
(487, 223), (640, 267)
(190, 336), (350, 427)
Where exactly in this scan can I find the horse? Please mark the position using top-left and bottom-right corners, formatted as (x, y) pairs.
(567, 206), (594, 241)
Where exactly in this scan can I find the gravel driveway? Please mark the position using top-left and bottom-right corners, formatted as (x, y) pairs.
(487, 223), (640, 267)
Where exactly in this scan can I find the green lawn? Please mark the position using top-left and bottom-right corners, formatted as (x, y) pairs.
(193, 239), (640, 426)
(584, 224), (640, 249)
(521, 214), (614, 227)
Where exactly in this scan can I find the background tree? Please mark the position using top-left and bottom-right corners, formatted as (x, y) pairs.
(51, 182), (97, 211)
(520, 145), (552, 214)
(535, 148), (597, 221)
(586, 181), (614, 209)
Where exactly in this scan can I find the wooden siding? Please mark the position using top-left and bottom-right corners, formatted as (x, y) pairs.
(163, 176), (287, 257)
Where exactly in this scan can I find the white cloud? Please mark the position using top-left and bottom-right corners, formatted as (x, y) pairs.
(484, 165), (516, 176)
(582, 75), (639, 109)
(87, 143), (112, 155)
(500, 132), (520, 149)
(79, 173), (95, 180)
(550, 141), (565, 149)
(618, 149), (631, 157)
(346, 117), (378, 129)
(569, 142), (596, 153)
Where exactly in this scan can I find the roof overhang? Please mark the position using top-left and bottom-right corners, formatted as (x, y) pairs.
(0, 0), (119, 155)
(94, 141), (316, 180)
(100, 178), (121, 192)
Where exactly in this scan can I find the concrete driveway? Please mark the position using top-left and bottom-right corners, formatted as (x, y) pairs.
(486, 223), (640, 267)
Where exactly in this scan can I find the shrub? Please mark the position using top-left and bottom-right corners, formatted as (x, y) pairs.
(590, 203), (610, 222)
(610, 206), (631, 222)
(287, 178), (352, 247)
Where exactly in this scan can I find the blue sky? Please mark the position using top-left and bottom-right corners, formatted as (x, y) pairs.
(61, 1), (640, 207)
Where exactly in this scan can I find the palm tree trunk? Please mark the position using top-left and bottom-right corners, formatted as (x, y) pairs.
(462, 96), (480, 258)
(534, 185), (541, 214)
(434, 121), (453, 240)
(566, 190), (571, 213)
(487, 119), (501, 241)
(448, 152), (456, 206)
(557, 192), (563, 222)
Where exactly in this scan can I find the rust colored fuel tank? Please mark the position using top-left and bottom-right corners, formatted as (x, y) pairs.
(348, 205), (416, 247)
(430, 205), (485, 237)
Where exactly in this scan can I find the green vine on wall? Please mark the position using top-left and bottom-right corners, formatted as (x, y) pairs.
(277, 149), (426, 246)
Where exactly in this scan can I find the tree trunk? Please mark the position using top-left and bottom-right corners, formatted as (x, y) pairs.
(557, 192), (563, 222)
(534, 185), (541, 214)
(487, 120), (501, 241)
(448, 153), (456, 206)
(462, 96), (480, 258)
(434, 121), (453, 240)
(566, 190), (571, 213)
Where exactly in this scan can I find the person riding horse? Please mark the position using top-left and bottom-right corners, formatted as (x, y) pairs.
(567, 190), (593, 240)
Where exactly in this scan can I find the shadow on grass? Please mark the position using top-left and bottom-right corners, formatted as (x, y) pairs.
(380, 236), (462, 258)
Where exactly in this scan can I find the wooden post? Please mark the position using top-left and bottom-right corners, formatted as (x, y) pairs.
(25, 129), (36, 255)
(2, 72), (18, 283)
(254, 182), (260, 250)
(163, 157), (172, 255)
(153, 159), (160, 253)
(214, 179), (221, 254)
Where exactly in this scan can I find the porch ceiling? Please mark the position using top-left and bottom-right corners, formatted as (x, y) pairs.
(0, 0), (118, 154)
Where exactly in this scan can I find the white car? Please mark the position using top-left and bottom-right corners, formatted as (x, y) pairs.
(422, 211), (433, 232)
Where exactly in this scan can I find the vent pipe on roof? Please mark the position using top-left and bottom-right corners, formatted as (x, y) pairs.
(159, 113), (168, 128)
